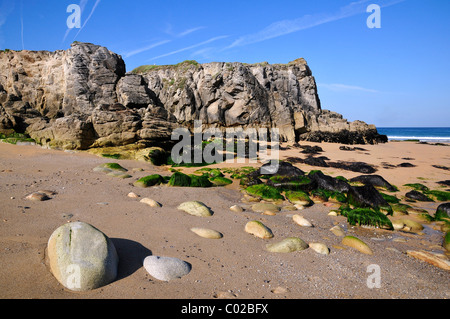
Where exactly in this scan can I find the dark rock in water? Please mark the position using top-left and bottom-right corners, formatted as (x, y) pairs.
(299, 145), (323, 154)
(349, 175), (397, 192)
(328, 161), (376, 174)
(397, 162), (416, 168)
(437, 180), (450, 187)
(435, 203), (450, 221)
(240, 175), (263, 187)
(254, 161), (305, 177)
(308, 170), (351, 193)
(347, 184), (391, 212)
(405, 190), (433, 202)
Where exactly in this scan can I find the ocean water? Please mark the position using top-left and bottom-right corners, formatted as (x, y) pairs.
(377, 127), (450, 143)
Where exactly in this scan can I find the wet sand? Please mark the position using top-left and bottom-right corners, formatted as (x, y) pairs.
(0, 140), (449, 299)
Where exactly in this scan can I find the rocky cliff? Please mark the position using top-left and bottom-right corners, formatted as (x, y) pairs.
(0, 42), (386, 150)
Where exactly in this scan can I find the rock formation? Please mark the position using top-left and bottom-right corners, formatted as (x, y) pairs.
(0, 42), (387, 150)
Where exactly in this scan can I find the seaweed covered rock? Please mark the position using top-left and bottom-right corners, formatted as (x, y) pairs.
(245, 184), (284, 201)
(134, 174), (165, 188)
(266, 175), (317, 193)
(405, 190), (433, 202)
(350, 175), (397, 192)
(347, 184), (392, 213)
(435, 203), (450, 222)
(339, 206), (393, 229)
(308, 170), (351, 193)
(253, 161), (304, 177)
(285, 191), (312, 206)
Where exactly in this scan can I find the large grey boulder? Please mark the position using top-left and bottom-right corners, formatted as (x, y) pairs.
(47, 221), (119, 291)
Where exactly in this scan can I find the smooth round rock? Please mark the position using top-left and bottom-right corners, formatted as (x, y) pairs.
(292, 214), (313, 227)
(244, 220), (274, 239)
(230, 205), (244, 213)
(140, 197), (162, 207)
(47, 222), (119, 291)
(309, 242), (330, 255)
(190, 227), (223, 239)
(177, 201), (212, 217)
(342, 236), (373, 255)
(25, 191), (50, 201)
(143, 256), (191, 281)
(266, 237), (309, 253)
(251, 202), (280, 213)
(330, 225), (345, 237)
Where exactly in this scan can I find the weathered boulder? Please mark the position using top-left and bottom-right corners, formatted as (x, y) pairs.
(47, 222), (119, 291)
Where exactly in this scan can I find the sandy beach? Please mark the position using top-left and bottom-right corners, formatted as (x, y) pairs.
(0, 140), (449, 300)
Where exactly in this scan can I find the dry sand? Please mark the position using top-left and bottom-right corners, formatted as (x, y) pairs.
(0, 140), (449, 300)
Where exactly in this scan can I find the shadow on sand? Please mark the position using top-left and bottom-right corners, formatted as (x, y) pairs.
(111, 238), (152, 280)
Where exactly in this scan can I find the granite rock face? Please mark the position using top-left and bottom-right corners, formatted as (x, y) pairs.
(0, 42), (387, 150)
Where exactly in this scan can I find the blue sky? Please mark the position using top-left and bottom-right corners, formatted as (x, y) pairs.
(0, 0), (449, 127)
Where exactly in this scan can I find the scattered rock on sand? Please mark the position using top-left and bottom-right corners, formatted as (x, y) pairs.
(292, 214), (313, 227)
(47, 221), (119, 291)
(177, 201), (213, 217)
(245, 220), (274, 239)
(406, 250), (450, 271)
(190, 227), (223, 239)
(251, 202), (280, 213)
(342, 236), (373, 255)
(330, 225), (346, 237)
(140, 197), (162, 207)
(25, 191), (51, 201)
(127, 192), (140, 198)
(229, 205), (244, 213)
(309, 242), (330, 255)
(143, 256), (191, 281)
(266, 237), (308, 253)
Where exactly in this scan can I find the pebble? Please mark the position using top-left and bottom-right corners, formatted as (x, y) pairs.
(244, 220), (274, 239)
(292, 214), (313, 227)
(25, 191), (50, 201)
(177, 201), (213, 217)
(229, 205), (244, 213)
(342, 236), (373, 255)
(143, 256), (191, 281)
(251, 202), (279, 213)
(330, 225), (345, 237)
(266, 237), (309, 253)
(127, 192), (140, 198)
(309, 242), (330, 255)
(140, 197), (162, 207)
(190, 227), (223, 239)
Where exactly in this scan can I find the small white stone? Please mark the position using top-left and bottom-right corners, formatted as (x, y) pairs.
(140, 197), (162, 207)
(292, 214), (313, 227)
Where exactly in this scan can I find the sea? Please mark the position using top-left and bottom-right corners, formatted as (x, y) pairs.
(377, 127), (450, 143)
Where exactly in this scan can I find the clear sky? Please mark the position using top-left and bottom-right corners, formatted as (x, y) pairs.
(0, 0), (449, 127)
